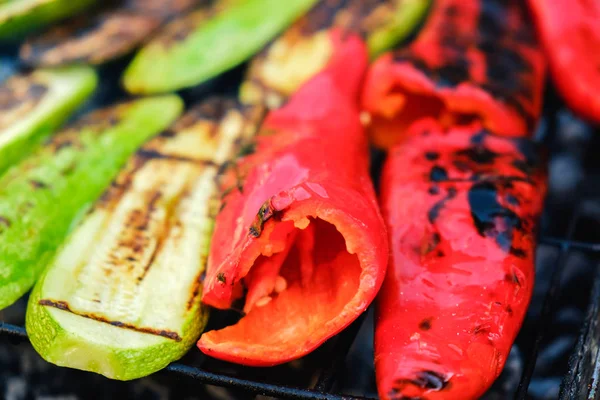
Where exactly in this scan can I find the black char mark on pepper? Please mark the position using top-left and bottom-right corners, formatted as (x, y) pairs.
(249, 199), (276, 238)
(394, 370), (450, 392)
(392, 0), (539, 125)
(467, 181), (523, 252)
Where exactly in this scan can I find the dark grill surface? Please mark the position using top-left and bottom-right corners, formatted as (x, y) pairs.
(1, 42), (600, 400)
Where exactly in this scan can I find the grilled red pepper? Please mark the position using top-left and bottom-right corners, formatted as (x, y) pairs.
(527, 0), (600, 124)
(362, 0), (546, 149)
(376, 119), (546, 400)
(198, 34), (388, 366)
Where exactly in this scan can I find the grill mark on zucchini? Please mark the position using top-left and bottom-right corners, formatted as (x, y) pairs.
(38, 298), (182, 341)
(0, 74), (48, 130)
(38, 98), (256, 339)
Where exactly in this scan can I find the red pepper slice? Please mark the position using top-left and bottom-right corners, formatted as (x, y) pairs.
(198, 33), (388, 366)
(376, 119), (546, 400)
(528, 0), (600, 124)
(362, 0), (546, 149)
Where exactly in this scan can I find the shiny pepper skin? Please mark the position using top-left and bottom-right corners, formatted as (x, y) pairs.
(376, 119), (546, 400)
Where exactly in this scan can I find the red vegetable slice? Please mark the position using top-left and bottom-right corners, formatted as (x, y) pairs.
(528, 0), (600, 124)
(362, 0), (546, 149)
(376, 119), (546, 400)
(198, 33), (388, 366)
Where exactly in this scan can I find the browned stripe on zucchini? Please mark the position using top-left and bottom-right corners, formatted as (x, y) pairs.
(20, 0), (202, 66)
(0, 74), (48, 130)
(38, 299), (182, 341)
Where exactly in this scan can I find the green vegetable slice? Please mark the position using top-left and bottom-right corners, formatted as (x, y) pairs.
(0, 66), (96, 175)
(27, 98), (259, 380)
(0, 95), (183, 311)
(0, 0), (96, 40)
(19, 0), (199, 67)
(122, 0), (318, 94)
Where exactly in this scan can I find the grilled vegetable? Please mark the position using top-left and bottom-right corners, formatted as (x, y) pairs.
(122, 0), (318, 95)
(240, 0), (431, 109)
(20, 0), (198, 67)
(0, 0), (96, 40)
(198, 36), (388, 366)
(362, 0), (546, 149)
(0, 95), (182, 311)
(528, 0), (600, 124)
(376, 119), (546, 400)
(0, 66), (96, 175)
(27, 98), (258, 380)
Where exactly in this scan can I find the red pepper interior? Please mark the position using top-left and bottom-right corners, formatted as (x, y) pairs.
(200, 217), (362, 366)
(367, 88), (478, 149)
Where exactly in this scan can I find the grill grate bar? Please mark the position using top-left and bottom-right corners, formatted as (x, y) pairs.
(514, 206), (582, 399)
(314, 312), (367, 392)
(167, 363), (374, 400)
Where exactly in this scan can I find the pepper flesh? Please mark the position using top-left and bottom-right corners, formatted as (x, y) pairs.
(240, 0), (431, 109)
(362, 0), (545, 149)
(198, 35), (388, 366)
(376, 119), (546, 400)
(527, 0), (600, 124)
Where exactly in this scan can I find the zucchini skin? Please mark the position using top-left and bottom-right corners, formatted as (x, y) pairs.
(122, 0), (319, 94)
(0, 66), (97, 176)
(0, 0), (97, 40)
(0, 95), (183, 310)
(26, 98), (259, 380)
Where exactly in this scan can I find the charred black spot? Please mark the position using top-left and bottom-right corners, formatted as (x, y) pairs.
(429, 166), (449, 182)
(456, 146), (499, 165)
(249, 200), (276, 238)
(505, 270), (522, 286)
(510, 246), (527, 258)
(425, 151), (440, 161)
(428, 187), (456, 224)
(421, 232), (441, 255)
(30, 180), (48, 189)
(468, 181), (523, 252)
(419, 318), (432, 331)
(505, 194), (520, 206)
(397, 370), (449, 391)
(0, 216), (11, 229)
(217, 272), (226, 284)
(428, 186), (440, 195)
(506, 305), (514, 315)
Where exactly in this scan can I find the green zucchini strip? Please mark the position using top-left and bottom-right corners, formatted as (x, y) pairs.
(0, 66), (97, 175)
(0, 95), (183, 311)
(0, 0), (96, 40)
(122, 0), (318, 94)
(27, 98), (258, 380)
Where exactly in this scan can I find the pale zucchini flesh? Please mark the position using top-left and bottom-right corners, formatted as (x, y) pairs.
(27, 98), (259, 380)
(0, 95), (183, 311)
(0, 66), (97, 175)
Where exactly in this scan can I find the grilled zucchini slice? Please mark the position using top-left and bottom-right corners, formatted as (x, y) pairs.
(20, 0), (198, 67)
(0, 95), (183, 311)
(27, 98), (258, 380)
(122, 0), (318, 94)
(0, 66), (96, 175)
(0, 0), (96, 40)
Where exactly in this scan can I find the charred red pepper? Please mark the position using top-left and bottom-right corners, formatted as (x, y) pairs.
(527, 0), (600, 124)
(376, 119), (546, 399)
(198, 35), (388, 366)
(362, 0), (546, 149)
